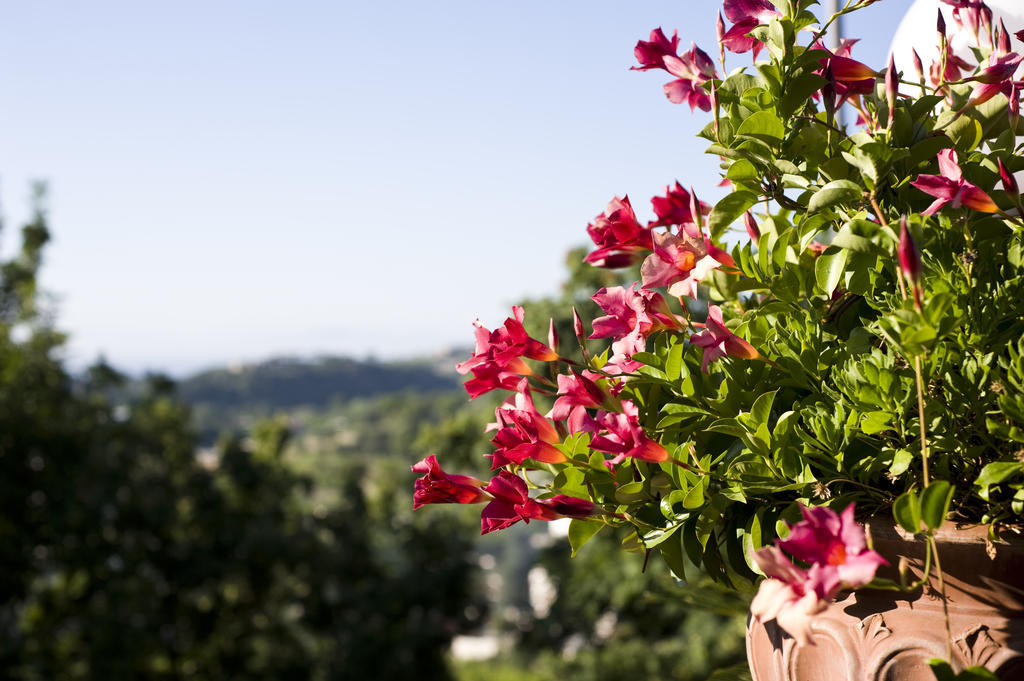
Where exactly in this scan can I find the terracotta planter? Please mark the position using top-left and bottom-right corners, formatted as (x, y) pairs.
(747, 523), (1024, 680)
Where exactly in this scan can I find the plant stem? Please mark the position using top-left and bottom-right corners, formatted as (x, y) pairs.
(929, 534), (954, 661)
(914, 356), (930, 486)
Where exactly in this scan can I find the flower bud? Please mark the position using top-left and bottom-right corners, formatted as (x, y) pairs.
(937, 9), (946, 39)
(716, 11), (726, 64)
(885, 53), (898, 127)
(547, 317), (559, 354)
(998, 19), (1012, 56)
(912, 49), (924, 80)
(743, 211), (760, 243)
(999, 158), (1019, 201)
(898, 217), (921, 284)
(898, 216), (923, 310)
(572, 307), (585, 342)
(689, 186), (702, 230)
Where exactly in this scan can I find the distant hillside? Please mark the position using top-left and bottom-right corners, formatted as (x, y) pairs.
(179, 352), (465, 410)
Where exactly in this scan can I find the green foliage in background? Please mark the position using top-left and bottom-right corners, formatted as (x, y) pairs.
(0, 188), (480, 680)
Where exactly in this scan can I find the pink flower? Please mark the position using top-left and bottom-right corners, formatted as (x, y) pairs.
(650, 182), (710, 230)
(632, 28), (716, 111)
(939, 0), (992, 43)
(720, 0), (779, 56)
(585, 195), (653, 268)
(589, 283), (682, 374)
(778, 504), (889, 590)
(590, 400), (668, 465)
(548, 370), (613, 422)
(456, 306), (559, 397)
(751, 504), (888, 645)
(412, 455), (489, 509)
(969, 52), (1022, 84)
(929, 43), (974, 86)
(689, 305), (759, 372)
(488, 380), (567, 469)
(590, 283), (679, 341)
(959, 53), (1024, 112)
(632, 27), (681, 71)
(640, 230), (732, 299)
(910, 149), (998, 216)
(750, 547), (834, 645)
(481, 472), (597, 534)
(662, 44), (717, 111)
(722, 0), (779, 25)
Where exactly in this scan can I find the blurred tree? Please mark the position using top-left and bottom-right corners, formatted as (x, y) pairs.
(0, 187), (480, 680)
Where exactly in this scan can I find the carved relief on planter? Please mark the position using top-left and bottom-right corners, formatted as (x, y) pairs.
(746, 524), (1024, 680)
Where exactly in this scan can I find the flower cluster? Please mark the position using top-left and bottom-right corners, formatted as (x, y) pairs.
(415, 0), (1024, 658)
(750, 505), (887, 645)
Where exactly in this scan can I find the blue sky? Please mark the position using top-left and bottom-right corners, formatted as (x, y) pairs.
(0, 1), (922, 373)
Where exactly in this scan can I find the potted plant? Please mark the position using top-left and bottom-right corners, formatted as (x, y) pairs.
(413, 1), (1024, 678)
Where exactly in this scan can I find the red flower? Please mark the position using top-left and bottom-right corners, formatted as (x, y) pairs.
(814, 40), (877, 103)
(463, 363), (523, 400)
(585, 195), (653, 268)
(456, 306), (558, 398)
(590, 400), (668, 465)
(481, 472), (597, 534)
(488, 380), (567, 469)
(632, 27), (681, 71)
(650, 182), (711, 229)
(690, 305), (759, 372)
(910, 149), (998, 216)
(999, 158), (1020, 201)
(412, 455), (489, 509)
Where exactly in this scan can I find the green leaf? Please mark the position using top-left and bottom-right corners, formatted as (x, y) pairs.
(889, 448), (914, 477)
(665, 342), (684, 381)
(807, 179), (862, 212)
(920, 480), (953, 531)
(659, 532), (687, 581)
(735, 110), (785, 144)
(615, 481), (646, 504)
(642, 523), (681, 549)
(893, 490), (921, 534)
(707, 191), (759, 239)
(975, 461), (1024, 490)
(683, 483), (706, 510)
(861, 411), (893, 435)
(814, 249), (849, 295)
(568, 519), (604, 556)
(727, 158), (760, 183)
(778, 72), (829, 117)
(928, 659), (1000, 681)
